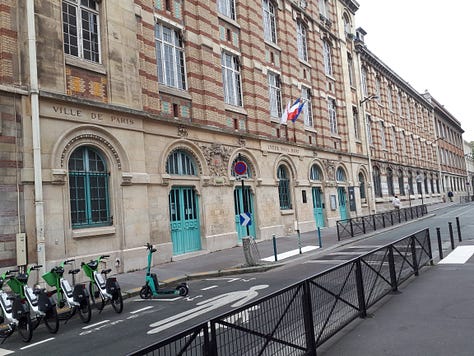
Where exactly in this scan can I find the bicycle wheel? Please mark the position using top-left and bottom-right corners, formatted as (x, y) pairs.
(78, 298), (92, 323)
(44, 307), (59, 334)
(17, 314), (33, 342)
(177, 284), (189, 297)
(111, 292), (123, 314)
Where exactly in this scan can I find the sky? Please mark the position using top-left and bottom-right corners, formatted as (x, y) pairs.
(355, 0), (474, 142)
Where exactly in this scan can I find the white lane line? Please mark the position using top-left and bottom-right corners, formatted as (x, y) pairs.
(134, 297), (181, 302)
(20, 338), (55, 350)
(0, 349), (13, 355)
(130, 306), (153, 314)
(201, 285), (218, 291)
(82, 320), (110, 330)
(439, 245), (474, 264)
(261, 246), (319, 262)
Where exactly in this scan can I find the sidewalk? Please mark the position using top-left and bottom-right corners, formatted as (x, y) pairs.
(117, 201), (456, 298)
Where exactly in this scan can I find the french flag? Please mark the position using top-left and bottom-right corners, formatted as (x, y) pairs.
(280, 98), (305, 124)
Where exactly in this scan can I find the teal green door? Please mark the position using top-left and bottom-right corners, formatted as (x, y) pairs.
(337, 187), (348, 221)
(234, 186), (256, 242)
(312, 187), (325, 227)
(169, 187), (201, 255)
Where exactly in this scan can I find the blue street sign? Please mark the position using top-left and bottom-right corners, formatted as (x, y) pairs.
(239, 212), (252, 227)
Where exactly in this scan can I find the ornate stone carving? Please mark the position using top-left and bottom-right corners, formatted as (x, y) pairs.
(323, 159), (336, 181)
(238, 136), (246, 147)
(177, 125), (188, 138)
(201, 143), (232, 178)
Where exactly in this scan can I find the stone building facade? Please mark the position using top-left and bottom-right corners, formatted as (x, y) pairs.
(0, 0), (463, 272)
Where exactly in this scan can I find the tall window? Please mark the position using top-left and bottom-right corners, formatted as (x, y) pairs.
(391, 127), (397, 152)
(336, 167), (346, 182)
(310, 164), (323, 181)
(155, 23), (186, 90)
(328, 98), (337, 134)
(408, 171), (413, 195)
(373, 166), (382, 198)
(380, 122), (386, 149)
(347, 53), (354, 87)
(268, 72), (282, 118)
(69, 146), (110, 228)
(319, 0), (329, 18)
(166, 149), (197, 175)
(359, 173), (366, 200)
(398, 170), (405, 195)
(63, 0), (100, 62)
(361, 67), (368, 97)
(262, 0), (277, 43)
(323, 41), (333, 76)
(302, 87), (313, 127)
(221, 52), (242, 106)
(218, 0), (236, 20)
(366, 114), (373, 145)
(387, 86), (393, 110)
(277, 165), (291, 209)
(387, 168), (394, 196)
(375, 77), (381, 104)
(297, 20), (308, 62)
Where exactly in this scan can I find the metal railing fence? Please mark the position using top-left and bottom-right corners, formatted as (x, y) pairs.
(336, 204), (427, 241)
(129, 229), (432, 356)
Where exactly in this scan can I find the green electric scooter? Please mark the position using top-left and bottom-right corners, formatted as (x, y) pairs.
(139, 243), (189, 299)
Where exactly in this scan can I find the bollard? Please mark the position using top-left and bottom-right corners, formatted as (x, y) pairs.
(448, 222), (455, 250)
(297, 229), (302, 254)
(272, 234), (278, 262)
(456, 217), (462, 242)
(317, 227), (322, 248)
(436, 227), (443, 260)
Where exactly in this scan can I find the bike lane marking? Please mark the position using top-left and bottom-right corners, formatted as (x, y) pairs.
(201, 285), (218, 290)
(439, 245), (474, 264)
(0, 348), (13, 355)
(130, 306), (153, 314)
(82, 320), (109, 329)
(19, 337), (54, 350)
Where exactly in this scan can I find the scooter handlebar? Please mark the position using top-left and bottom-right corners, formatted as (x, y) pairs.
(64, 259), (75, 264)
(99, 255), (110, 260)
(32, 265), (43, 270)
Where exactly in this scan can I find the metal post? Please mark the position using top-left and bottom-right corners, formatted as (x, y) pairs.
(388, 246), (398, 292)
(410, 235), (419, 276)
(297, 229), (302, 254)
(355, 259), (367, 318)
(436, 227), (443, 260)
(272, 234), (278, 262)
(456, 217), (462, 242)
(448, 222), (455, 250)
(317, 227), (322, 248)
(302, 281), (317, 355)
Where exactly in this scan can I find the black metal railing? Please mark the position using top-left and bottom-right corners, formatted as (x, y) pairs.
(129, 229), (432, 356)
(336, 205), (427, 241)
(459, 195), (474, 203)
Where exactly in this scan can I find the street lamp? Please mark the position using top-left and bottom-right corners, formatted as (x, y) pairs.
(467, 181), (471, 201)
(360, 95), (379, 214)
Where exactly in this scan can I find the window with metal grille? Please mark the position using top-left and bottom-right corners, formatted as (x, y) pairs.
(387, 168), (394, 196)
(310, 164), (323, 181)
(166, 149), (197, 175)
(69, 146), (110, 228)
(262, 0), (277, 43)
(398, 170), (405, 195)
(373, 166), (382, 198)
(222, 52), (242, 106)
(218, 0), (236, 20)
(359, 173), (366, 200)
(297, 20), (308, 62)
(277, 165), (291, 209)
(155, 23), (187, 90)
(268, 72), (282, 118)
(62, 0), (100, 63)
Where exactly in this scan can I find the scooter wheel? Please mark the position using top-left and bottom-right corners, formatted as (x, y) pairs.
(176, 284), (189, 297)
(139, 285), (152, 299)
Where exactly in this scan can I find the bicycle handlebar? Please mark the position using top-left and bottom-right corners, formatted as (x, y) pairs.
(64, 259), (75, 264)
(32, 265), (43, 270)
(99, 255), (110, 260)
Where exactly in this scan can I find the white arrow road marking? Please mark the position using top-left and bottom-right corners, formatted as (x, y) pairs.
(261, 246), (319, 262)
(148, 285), (269, 334)
(185, 295), (203, 301)
(439, 245), (474, 264)
(130, 306), (153, 314)
(20, 338), (54, 350)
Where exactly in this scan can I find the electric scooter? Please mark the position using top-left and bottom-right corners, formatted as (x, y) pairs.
(139, 243), (189, 299)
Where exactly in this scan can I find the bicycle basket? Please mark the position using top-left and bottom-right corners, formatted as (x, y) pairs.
(42, 271), (57, 287)
(7, 277), (23, 295)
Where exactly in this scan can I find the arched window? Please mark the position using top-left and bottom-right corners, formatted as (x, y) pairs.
(277, 165), (292, 209)
(408, 171), (414, 195)
(373, 166), (382, 197)
(398, 170), (405, 195)
(166, 149), (197, 175)
(310, 164), (323, 181)
(69, 146), (111, 228)
(387, 168), (394, 196)
(336, 167), (346, 182)
(359, 172), (366, 200)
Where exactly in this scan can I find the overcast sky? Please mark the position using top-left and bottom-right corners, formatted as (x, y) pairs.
(355, 0), (474, 142)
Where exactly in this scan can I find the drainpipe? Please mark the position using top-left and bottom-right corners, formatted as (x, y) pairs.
(26, 0), (46, 276)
